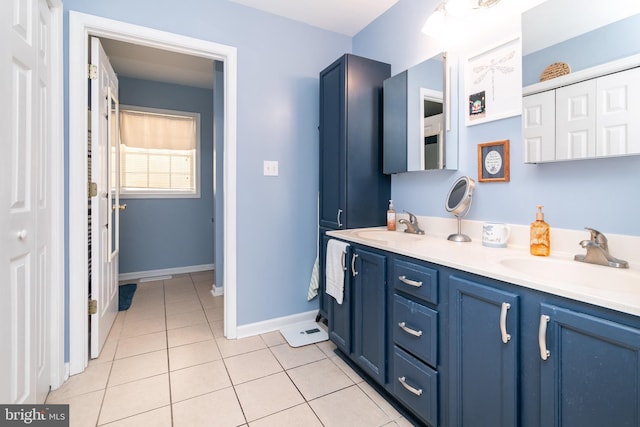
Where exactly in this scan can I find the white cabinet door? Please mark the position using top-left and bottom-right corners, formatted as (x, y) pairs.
(556, 79), (596, 160)
(523, 91), (556, 163)
(596, 67), (640, 157)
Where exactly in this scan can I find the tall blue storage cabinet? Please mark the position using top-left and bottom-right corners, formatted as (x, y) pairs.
(317, 54), (390, 320)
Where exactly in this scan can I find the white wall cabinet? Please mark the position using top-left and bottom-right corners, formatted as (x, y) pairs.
(523, 66), (640, 163)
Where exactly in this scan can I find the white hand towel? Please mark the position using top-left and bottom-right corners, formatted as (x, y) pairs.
(326, 239), (349, 305)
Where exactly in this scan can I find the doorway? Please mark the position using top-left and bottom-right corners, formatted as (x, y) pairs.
(68, 12), (238, 375)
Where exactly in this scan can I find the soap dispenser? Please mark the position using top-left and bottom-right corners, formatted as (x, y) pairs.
(387, 200), (396, 231)
(530, 205), (550, 256)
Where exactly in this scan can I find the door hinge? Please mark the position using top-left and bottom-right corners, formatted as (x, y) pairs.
(88, 299), (98, 315)
(88, 64), (97, 80)
(88, 182), (98, 198)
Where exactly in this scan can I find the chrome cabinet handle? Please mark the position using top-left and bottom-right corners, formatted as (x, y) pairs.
(341, 251), (347, 271)
(539, 314), (551, 360)
(500, 302), (511, 344)
(398, 376), (423, 396)
(337, 209), (343, 228)
(351, 253), (358, 276)
(399, 275), (423, 288)
(398, 322), (423, 337)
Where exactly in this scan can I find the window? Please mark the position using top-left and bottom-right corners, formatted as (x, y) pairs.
(119, 105), (200, 198)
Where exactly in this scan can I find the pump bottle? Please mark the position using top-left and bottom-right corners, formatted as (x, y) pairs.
(387, 200), (396, 231)
(530, 205), (550, 256)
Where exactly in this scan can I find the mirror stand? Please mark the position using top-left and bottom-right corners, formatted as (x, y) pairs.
(448, 207), (472, 242)
(445, 176), (475, 242)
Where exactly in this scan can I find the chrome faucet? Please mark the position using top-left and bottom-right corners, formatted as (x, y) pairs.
(398, 211), (424, 235)
(574, 227), (628, 268)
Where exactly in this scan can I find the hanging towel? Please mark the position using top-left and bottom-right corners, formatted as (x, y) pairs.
(307, 256), (319, 301)
(326, 239), (350, 305)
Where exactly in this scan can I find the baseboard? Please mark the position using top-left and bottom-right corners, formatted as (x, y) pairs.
(211, 284), (224, 296)
(119, 263), (215, 282)
(236, 310), (318, 339)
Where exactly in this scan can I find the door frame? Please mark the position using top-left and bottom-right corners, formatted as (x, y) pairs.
(68, 11), (238, 375)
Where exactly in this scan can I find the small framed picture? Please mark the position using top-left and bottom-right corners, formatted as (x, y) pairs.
(478, 140), (510, 182)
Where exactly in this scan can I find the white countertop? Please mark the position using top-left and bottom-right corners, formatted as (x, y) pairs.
(327, 223), (640, 317)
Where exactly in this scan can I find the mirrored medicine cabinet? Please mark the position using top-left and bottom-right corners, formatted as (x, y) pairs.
(383, 52), (458, 174)
(521, 0), (640, 163)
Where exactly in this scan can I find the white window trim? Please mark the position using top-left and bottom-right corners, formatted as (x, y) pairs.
(119, 104), (201, 199)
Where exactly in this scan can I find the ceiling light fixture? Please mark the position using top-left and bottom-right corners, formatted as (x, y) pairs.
(422, 0), (501, 37)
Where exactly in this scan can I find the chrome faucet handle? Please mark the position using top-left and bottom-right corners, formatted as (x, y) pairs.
(403, 210), (417, 225)
(584, 227), (608, 251)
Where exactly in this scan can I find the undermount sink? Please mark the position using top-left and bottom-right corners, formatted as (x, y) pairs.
(498, 256), (640, 288)
(354, 229), (424, 243)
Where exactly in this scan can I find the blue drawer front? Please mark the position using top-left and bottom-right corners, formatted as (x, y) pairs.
(393, 294), (437, 367)
(393, 259), (438, 305)
(393, 346), (438, 427)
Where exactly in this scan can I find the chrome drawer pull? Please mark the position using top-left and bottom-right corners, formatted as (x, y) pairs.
(399, 275), (423, 288)
(351, 253), (359, 276)
(341, 251), (347, 271)
(500, 302), (511, 344)
(539, 314), (551, 361)
(398, 376), (423, 396)
(398, 322), (423, 337)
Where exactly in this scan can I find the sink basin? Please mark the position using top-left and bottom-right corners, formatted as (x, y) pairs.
(498, 256), (640, 288)
(354, 230), (424, 243)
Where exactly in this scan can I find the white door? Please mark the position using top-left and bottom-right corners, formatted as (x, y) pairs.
(1, 0), (52, 404)
(90, 37), (120, 358)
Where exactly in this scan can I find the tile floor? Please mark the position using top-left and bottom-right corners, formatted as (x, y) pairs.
(46, 271), (415, 426)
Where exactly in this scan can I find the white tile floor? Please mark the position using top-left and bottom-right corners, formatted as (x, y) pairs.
(46, 271), (415, 426)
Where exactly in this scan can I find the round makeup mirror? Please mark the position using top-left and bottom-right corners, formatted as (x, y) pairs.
(445, 176), (476, 242)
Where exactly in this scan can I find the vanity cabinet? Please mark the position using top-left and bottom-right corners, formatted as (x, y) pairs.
(390, 256), (441, 427)
(523, 66), (640, 163)
(318, 54), (390, 230)
(539, 303), (640, 427)
(447, 269), (640, 427)
(448, 274), (519, 427)
(324, 232), (640, 427)
(326, 242), (388, 385)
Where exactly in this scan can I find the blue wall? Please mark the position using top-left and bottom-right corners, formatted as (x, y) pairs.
(355, 0), (640, 237)
(64, 0), (351, 327)
(117, 77), (214, 274)
(64, 0), (640, 340)
(523, 14), (640, 86)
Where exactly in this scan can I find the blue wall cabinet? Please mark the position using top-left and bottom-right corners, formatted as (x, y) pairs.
(352, 247), (387, 384)
(539, 303), (640, 427)
(318, 54), (390, 230)
(448, 274), (519, 427)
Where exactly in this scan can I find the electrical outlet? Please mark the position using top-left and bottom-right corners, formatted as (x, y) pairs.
(263, 160), (279, 176)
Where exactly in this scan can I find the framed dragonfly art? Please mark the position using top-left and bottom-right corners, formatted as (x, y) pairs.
(465, 35), (522, 126)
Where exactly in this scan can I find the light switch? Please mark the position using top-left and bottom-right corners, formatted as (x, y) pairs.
(263, 160), (279, 176)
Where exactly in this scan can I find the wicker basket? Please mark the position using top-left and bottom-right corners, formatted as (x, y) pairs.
(539, 62), (571, 82)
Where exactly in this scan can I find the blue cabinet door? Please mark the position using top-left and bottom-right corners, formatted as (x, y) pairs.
(449, 274), (519, 427)
(352, 247), (387, 385)
(328, 244), (351, 354)
(539, 303), (640, 427)
(319, 58), (346, 230)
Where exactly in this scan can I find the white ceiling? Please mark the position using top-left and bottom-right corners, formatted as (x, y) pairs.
(100, 0), (399, 89)
(228, 0), (399, 37)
